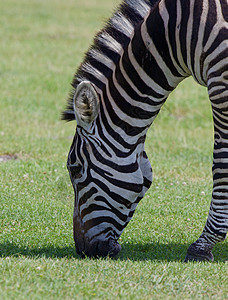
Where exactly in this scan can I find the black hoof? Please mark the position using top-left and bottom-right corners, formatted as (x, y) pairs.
(184, 252), (214, 262)
(184, 242), (214, 262)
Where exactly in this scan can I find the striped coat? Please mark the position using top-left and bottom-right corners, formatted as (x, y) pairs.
(63, 0), (228, 261)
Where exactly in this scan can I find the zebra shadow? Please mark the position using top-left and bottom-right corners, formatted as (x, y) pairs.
(0, 241), (77, 259)
(0, 240), (227, 262)
(117, 241), (228, 262)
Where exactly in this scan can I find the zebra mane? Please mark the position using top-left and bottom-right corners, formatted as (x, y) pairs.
(62, 0), (160, 121)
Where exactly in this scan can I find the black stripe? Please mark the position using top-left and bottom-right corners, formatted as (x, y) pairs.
(88, 163), (144, 193)
(220, 0), (228, 22)
(115, 61), (166, 106)
(86, 140), (142, 173)
(213, 172), (228, 181)
(165, 0), (186, 74)
(191, 0), (203, 74)
(108, 76), (157, 120)
(207, 51), (228, 82)
(84, 216), (124, 232)
(88, 227), (116, 242)
(84, 173), (133, 207)
(179, 0), (190, 67)
(79, 187), (98, 207)
(205, 28), (228, 62)
(105, 26), (130, 48)
(96, 116), (146, 157)
(213, 151), (228, 159)
(121, 47), (164, 98)
(102, 87), (148, 136)
(135, 26), (174, 91)
(203, 0), (217, 47)
(81, 200), (128, 222)
(119, 3), (144, 28)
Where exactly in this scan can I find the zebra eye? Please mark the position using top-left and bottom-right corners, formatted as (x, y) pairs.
(68, 164), (82, 179)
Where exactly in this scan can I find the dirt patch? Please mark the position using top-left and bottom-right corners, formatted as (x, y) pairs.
(0, 155), (17, 162)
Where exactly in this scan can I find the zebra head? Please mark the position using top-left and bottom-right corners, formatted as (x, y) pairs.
(67, 81), (153, 258)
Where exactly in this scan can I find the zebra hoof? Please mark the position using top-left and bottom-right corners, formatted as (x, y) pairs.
(184, 242), (214, 262)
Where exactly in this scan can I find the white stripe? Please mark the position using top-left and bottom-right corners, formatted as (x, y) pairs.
(86, 222), (123, 238)
(205, 41), (228, 81)
(127, 39), (170, 96)
(210, 90), (228, 101)
(126, 0), (151, 18)
(98, 32), (123, 54)
(193, 0), (208, 85)
(119, 57), (167, 103)
(82, 210), (126, 226)
(111, 13), (134, 37)
(204, 1), (228, 52)
(158, 0), (187, 77)
(186, 0), (195, 74)
(141, 14), (184, 88)
(98, 93), (149, 148)
(175, 0), (190, 74)
(111, 71), (163, 112)
(89, 49), (114, 69)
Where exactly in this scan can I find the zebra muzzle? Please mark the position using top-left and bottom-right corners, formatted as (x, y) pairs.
(76, 238), (121, 258)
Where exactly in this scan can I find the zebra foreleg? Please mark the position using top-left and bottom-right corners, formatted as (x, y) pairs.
(184, 198), (227, 262)
(185, 102), (228, 262)
(184, 173), (228, 262)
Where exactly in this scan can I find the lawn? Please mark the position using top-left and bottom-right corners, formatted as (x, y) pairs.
(0, 0), (227, 299)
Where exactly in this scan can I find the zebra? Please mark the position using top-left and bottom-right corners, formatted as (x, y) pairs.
(62, 0), (228, 261)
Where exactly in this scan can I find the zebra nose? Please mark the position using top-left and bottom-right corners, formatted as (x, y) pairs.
(76, 239), (121, 258)
(88, 239), (121, 258)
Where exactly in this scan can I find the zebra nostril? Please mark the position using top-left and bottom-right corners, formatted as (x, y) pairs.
(107, 239), (121, 257)
(79, 239), (121, 258)
(91, 239), (121, 258)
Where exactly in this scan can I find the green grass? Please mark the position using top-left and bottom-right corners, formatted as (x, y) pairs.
(0, 0), (227, 299)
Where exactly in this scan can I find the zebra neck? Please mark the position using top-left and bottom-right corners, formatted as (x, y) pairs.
(92, 1), (190, 144)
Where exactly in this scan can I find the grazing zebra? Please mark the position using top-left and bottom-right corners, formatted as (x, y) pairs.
(62, 0), (228, 261)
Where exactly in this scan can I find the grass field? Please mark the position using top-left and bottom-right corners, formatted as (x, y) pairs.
(0, 0), (227, 299)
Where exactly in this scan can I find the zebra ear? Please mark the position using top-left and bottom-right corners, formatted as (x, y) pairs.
(73, 81), (100, 124)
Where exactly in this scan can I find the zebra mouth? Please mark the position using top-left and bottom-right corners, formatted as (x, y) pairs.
(75, 238), (121, 258)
